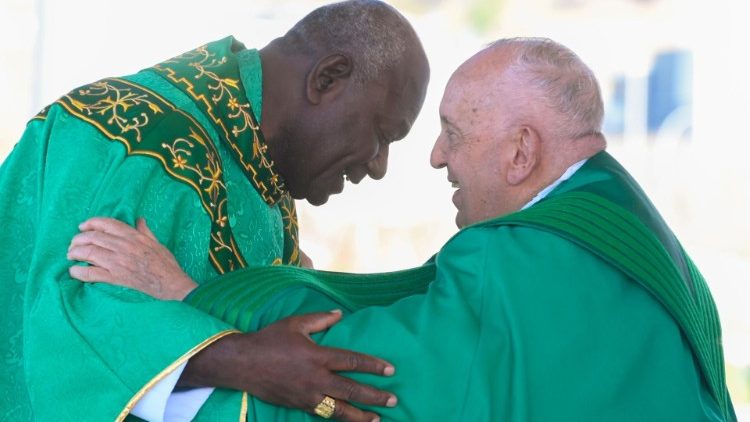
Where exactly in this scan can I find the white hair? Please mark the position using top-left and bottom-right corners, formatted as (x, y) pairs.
(491, 37), (604, 139)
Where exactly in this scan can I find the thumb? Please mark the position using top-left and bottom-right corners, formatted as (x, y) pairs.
(136, 217), (158, 241)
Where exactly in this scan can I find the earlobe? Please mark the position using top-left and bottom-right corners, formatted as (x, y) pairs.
(305, 54), (353, 104)
(506, 126), (540, 185)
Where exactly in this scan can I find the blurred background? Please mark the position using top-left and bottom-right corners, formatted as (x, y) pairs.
(1, 0), (748, 415)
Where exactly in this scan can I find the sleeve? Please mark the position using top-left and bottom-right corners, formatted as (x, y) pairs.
(131, 362), (214, 422)
(246, 227), (501, 421)
(17, 107), (241, 421)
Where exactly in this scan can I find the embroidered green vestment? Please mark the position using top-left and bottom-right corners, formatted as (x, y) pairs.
(0, 37), (298, 421)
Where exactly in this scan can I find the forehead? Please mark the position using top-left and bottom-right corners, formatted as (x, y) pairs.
(369, 68), (427, 131)
(440, 48), (520, 118)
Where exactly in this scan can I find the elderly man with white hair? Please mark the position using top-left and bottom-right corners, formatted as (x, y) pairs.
(68, 38), (736, 421)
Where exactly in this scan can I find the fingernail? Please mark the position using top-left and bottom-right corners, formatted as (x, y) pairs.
(330, 309), (342, 315)
(383, 365), (395, 376)
(372, 417), (380, 422)
(386, 395), (398, 407)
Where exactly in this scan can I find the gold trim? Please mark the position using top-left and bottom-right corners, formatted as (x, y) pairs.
(115, 329), (240, 422)
(57, 77), (247, 275)
(152, 43), (286, 205)
(239, 392), (248, 422)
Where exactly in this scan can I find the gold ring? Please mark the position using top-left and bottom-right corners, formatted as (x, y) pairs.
(314, 395), (336, 419)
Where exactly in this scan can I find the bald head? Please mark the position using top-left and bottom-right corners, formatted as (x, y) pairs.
(282, 0), (423, 84)
(431, 38), (606, 227)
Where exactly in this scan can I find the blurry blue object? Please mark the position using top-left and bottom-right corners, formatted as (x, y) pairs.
(603, 76), (626, 135)
(648, 50), (693, 135)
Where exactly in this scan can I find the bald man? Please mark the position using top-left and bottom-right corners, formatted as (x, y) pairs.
(67, 38), (735, 421)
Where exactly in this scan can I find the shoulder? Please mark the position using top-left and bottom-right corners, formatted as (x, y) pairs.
(439, 223), (579, 264)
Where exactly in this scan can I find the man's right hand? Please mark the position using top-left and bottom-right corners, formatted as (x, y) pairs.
(181, 310), (396, 422)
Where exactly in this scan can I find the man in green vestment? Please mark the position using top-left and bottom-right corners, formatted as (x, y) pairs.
(73, 38), (737, 421)
(0, 1), (430, 421)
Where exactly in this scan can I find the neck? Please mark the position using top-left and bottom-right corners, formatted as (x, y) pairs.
(520, 134), (606, 208)
(258, 40), (312, 177)
(258, 40), (287, 143)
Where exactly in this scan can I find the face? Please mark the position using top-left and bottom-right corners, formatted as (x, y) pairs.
(430, 52), (522, 228)
(277, 51), (429, 206)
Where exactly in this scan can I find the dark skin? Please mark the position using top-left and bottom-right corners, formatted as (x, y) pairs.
(67, 10), (429, 421)
(68, 58), (427, 421)
(103, 29), (428, 422)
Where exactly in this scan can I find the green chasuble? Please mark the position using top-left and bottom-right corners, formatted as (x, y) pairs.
(0, 37), (301, 420)
(187, 152), (735, 421)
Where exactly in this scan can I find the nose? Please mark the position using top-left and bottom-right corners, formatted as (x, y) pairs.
(430, 134), (447, 169)
(366, 143), (389, 180)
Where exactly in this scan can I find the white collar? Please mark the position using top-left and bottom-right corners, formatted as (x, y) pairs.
(521, 158), (587, 210)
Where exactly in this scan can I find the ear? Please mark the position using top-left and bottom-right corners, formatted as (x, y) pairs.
(305, 54), (353, 105)
(506, 125), (541, 185)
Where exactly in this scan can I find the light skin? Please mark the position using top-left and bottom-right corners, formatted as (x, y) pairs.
(431, 44), (605, 228)
(69, 42), (609, 420)
(68, 17), (429, 422)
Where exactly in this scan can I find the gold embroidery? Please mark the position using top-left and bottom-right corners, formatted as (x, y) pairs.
(280, 195), (300, 264)
(115, 330), (240, 422)
(153, 44), (286, 205)
(57, 77), (246, 274)
(239, 392), (248, 422)
(151, 38), (302, 266)
(31, 105), (50, 122)
(71, 81), (163, 142)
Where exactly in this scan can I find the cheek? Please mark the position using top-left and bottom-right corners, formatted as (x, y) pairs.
(462, 151), (504, 217)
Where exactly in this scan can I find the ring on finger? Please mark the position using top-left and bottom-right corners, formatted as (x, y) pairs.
(314, 395), (336, 419)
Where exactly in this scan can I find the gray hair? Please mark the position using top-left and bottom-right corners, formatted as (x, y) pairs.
(284, 0), (414, 84)
(491, 37), (604, 139)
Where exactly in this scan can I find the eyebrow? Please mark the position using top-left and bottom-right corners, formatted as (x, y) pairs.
(440, 115), (462, 134)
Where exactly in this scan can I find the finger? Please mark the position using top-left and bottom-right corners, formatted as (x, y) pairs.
(79, 217), (137, 237)
(293, 310), (343, 334)
(67, 244), (116, 268)
(323, 348), (395, 377)
(69, 264), (113, 283)
(328, 398), (381, 422)
(69, 230), (127, 253)
(136, 217), (158, 241)
(326, 374), (396, 409)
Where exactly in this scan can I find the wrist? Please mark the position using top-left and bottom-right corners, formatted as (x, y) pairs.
(177, 332), (250, 390)
(174, 278), (199, 301)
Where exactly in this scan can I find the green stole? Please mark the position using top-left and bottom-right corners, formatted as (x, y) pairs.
(186, 151), (731, 420)
(44, 36), (300, 272)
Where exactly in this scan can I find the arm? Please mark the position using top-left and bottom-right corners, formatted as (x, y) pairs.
(69, 217), (396, 422)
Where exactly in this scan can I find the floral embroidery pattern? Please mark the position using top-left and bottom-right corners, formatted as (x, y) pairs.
(152, 43), (285, 206)
(56, 77), (246, 274)
(151, 38), (300, 265)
